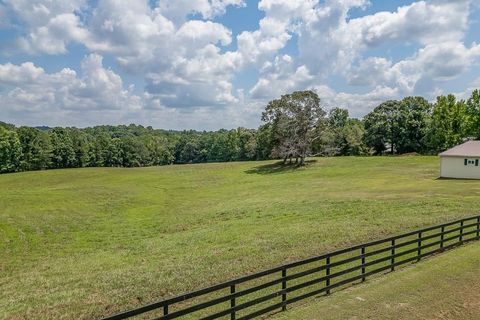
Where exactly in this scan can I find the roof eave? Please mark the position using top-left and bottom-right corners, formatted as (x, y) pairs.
(439, 154), (480, 157)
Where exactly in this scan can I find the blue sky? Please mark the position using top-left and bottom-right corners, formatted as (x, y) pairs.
(0, 0), (479, 130)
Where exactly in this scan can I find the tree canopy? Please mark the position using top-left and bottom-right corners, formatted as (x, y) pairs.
(262, 90), (326, 165)
(1, 89), (479, 173)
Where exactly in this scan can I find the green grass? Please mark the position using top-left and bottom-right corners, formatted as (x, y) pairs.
(272, 242), (480, 320)
(1, 156), (480, 319)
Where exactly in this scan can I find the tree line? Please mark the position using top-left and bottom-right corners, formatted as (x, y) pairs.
(1, 89), (479, 173)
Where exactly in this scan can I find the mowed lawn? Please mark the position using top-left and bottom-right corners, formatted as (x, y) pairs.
(1, 156), (480, 319)
(273, 242), (480, 320)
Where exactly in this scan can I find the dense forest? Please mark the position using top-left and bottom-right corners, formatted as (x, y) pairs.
(1, 89), (479, 173)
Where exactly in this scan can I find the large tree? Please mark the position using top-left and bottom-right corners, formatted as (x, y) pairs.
(364, 97), (431, 155)
(262, 90), (326, 165)
(425, 94), (468, 153)
(49, 128), (77, 168)
(364, 100), (404, 154)
(465, 89), (480, 139)
(398, 96), (431, 154)
(315, 108), (369, 156)
(0, 127), (22, 173)
(17, 126), (52, 170)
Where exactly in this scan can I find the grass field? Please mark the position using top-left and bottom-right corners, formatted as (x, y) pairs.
(273, 242), (480, 320)
(2, 156), (480, 319)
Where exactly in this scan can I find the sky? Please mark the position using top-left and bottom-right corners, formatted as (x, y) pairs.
(0, 0), (479, 130)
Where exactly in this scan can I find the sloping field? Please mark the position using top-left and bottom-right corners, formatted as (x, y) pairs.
(273, 242), (480, 320)
(2, 156), (480, 319)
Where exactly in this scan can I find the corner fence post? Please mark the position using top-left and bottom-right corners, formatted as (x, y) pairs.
(417, 231), (422, 262)
(326, 256), (331, 295)
(440, 226), (445, 249)
(361, 247), (366, 282)
(281, 268), (287, 311)
(391, 239), (395, 271)
(230, 284), (236, 320)
(459, 220), (464, 243)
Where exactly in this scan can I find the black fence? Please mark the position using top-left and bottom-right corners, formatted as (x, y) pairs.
(101, 215), (480, 320)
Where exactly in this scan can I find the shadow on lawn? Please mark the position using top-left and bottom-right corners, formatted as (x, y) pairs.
(245, 159), (317, 175)
(436, 177), (479, 181)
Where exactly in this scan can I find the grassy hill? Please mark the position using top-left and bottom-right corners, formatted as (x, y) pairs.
(2, 156), (480, 319)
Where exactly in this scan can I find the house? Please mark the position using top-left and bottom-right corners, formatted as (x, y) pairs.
(439, 140), (480, 179)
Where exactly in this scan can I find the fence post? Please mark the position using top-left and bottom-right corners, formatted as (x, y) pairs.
(417, 232), (422, 262)
(164, 305), (169, 317)
(230, 284), (236, 320)
(459, 220), (464, 243)
(391, 239), (395, 271)
(281, 268), (287, 312)
(361, 247), (366, 282)
(326, 256), (331, 295)
(440, 226), (445, 249)
(477, 217), (480, 238)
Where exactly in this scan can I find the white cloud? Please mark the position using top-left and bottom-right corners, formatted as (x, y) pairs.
(2, 0), (88, 54)
(453, 77), (480, 100)
(250, 55), (313, 98)
(0, 54), (142, 125)
(157, 0), (245, 23)
(18, 13), (89, 54)
(415, 42), (480, 81)
(347, 57), (394, 86)
(0, 55), (258, 130)
(347, 41), (480, 98)
(235, 0), (319, 67)
(176, 20), (232, 46)
(348, 0), (469, 46)
(0, 62), (45, 84)
(1, 0), (87, 27)
(248, 0), (475, 113)
(84, 1), (241, 108)
(2, 1), (243, 109)
(0, 0), (478, 128)
(297, 0), (469, 77)
(314, 85), (401, 117)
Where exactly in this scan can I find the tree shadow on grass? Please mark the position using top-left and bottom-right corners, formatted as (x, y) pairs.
(245, 159), (317, 175)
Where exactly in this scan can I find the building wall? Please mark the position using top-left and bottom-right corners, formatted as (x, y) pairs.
(440, 156), (480, 179)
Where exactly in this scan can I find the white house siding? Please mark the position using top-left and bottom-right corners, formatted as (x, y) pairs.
(440, 156), (480, 179)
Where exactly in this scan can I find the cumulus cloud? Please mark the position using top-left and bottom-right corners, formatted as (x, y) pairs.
(84, 1), (242, 108)
(298, 0), (469, 76)
(3, 0), (243, 109)
(250, 55), (313, 98)
(2, 0), (88, 54)
(314, 85), (401, 117)
(0, 54), (259, 130)
(249, 0), (476, 106)
(0, 0), (478, 128)
(17, 13), (89, 54)
(1, 0), (86, 27)
(157, 0), (246, 23)
(347, 41), (480, 98)
(0, 54), (142, 125)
